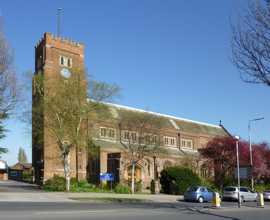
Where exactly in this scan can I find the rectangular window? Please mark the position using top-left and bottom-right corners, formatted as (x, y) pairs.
(67, 58), (72, 67)
(131, 132), (137, 142)
(60, 56), (64, 65)
(108, 129), (115, 138)
(181, 138), (193, 149)
(100, 127), (106, 137)
(123, 131), (130, 141)
(164, 137), (169, 145)
(100, 127), (116, 140)
(145, 135), (150, 145)
(152, 135), (157, 144)
(164, 136), (176, 147)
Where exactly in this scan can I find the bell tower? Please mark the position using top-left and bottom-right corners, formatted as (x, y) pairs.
(32, 33), (86, 184)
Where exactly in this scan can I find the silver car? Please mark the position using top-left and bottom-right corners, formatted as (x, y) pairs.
(223, 186), (257, 202)
(263, 190), (270, 201)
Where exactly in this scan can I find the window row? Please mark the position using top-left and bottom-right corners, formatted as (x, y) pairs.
(100, 127), (116, 139)
(99, 127), (193, 148)
(181, 138), (193, 149)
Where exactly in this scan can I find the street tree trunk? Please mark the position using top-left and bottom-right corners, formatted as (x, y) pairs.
(63, 152), (71, 191)
(153, 156), (158, 194)
(131, 161), (135, 194)
(75, 144), (79, 182)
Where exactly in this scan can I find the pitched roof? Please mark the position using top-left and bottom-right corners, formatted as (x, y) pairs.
(91, 101), (229, 137)
(10, 162), (32, 170)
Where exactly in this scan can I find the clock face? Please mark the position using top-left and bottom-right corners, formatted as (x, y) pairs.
(60, 68), (71, 78)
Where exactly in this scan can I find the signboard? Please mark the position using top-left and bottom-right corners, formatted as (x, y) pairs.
(234, 166), (251, 179)
(100, 173), (114, 181)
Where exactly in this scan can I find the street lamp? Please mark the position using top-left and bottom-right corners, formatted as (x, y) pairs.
(248, 117), (264, 191)
(235, 136), (241, 208)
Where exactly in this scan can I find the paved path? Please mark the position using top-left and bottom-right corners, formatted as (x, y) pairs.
(0, 180), (40, 192)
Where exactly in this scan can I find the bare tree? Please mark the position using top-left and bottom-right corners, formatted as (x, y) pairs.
(118, 110), (165, 194)
(0, 17), (17, 156)
(231, 0), (270, 86)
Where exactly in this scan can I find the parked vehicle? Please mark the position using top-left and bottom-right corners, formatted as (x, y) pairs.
(184, 186), (214, 203)
(263, 190), (270, 201)
(222, 186), (257, 202)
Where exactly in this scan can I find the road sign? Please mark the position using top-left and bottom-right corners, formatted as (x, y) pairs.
(100, 172), (114, 181)
(234, 166), (251, 179)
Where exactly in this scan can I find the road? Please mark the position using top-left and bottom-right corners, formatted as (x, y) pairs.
(0, 181), (270, 220)
(0, 201), (269, 220)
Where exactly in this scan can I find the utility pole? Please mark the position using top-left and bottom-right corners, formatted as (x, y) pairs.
(235, 136), (241, 208)
(57, 8), (63, 37)
(248, 117), (264, 191)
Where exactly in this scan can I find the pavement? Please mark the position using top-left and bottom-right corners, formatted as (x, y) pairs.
(1, 180), (270, 220)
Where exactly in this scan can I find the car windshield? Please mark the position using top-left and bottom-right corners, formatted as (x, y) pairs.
(224, 187), (237, 192)
(187, 186), (199, 192)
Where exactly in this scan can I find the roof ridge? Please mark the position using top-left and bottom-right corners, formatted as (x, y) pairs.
(103, 102), (222, 129)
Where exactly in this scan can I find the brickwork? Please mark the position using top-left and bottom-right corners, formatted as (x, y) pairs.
(33, 33), (86, 183)
(32, 33), (230, 188)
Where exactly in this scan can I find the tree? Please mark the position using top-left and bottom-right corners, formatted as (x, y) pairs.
(199, 136), (270, 188)
(0, 16), (17, 155)
(198, 136), (248, 189)
(33, 68), (120, 190)
(0, 120), (7, 158)
(18, 147), (28, 163)
(118, 110), (165, 194)
(231, 1), (270, 86)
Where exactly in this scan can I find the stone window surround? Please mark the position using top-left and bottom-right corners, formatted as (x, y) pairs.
(99, 127), (116, 140)
(59, 55), (72, 68)
(164, 136), (177, 147)
(180, 138), (194, 149)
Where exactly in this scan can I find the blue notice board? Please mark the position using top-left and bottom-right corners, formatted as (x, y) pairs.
(100, 173), (114, 181)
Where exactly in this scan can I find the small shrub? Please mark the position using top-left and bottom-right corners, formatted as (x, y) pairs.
(22, 172), (32, 183)
(43, 175), (66, 191)
(160, 166), (201, 195)
(255, 184), (270, 193)
(201, 178), (221, 194)
(135, 180), (142, 193)
(70, 179), (98, 192)
(114, 184), (130, 194)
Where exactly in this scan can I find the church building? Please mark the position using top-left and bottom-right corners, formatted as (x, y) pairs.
(32, 33), (230, 189)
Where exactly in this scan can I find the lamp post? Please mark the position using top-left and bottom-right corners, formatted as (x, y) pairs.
(248, 117), (264, 191)
(235, 135), (241, 208)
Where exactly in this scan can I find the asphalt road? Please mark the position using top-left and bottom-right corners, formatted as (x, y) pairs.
(0, 181), (269, 219)
(0, 201), (269, 220)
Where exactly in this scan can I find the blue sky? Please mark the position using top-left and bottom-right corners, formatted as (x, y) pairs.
(0, 0), (269, 165)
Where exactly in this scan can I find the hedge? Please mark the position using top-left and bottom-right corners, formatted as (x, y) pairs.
(160, 166), (201, 195)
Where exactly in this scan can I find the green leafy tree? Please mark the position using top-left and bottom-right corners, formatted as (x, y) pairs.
(33, 68), (119, 190)
(18, 147), (28, 163)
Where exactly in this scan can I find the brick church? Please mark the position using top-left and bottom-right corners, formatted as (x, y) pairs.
(32, 33), (230, 189)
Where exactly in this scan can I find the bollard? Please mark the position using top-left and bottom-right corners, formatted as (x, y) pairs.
(212, 192), (221, 208)
(257, 193), (264, 208)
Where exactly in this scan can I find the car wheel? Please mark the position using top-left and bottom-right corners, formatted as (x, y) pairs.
(198, 197), (204, 203)
(240, 196), (245, 203)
